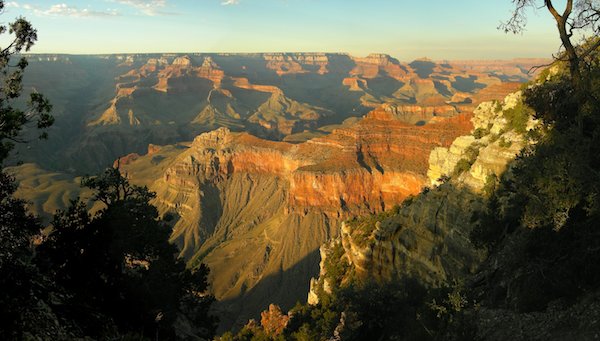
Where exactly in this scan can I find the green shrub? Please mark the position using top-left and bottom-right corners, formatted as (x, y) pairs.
(465, 145), (480, 160)
(482, 173), (498, 197)
(498, 137), (512, 148)
(323, 241), (350, 288)
(473, 128), (488, 139)
(453, 145), (480, 176)
(493, 100), (503, 113)
(503, 100), (533, 134)
(453, 158), (472, 175)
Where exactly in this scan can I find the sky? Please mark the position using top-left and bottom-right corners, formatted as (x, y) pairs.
(1, 0), (568, 60)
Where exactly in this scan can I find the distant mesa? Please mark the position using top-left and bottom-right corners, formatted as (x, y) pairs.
(170, 55), (191, 67)
(19, 52), (545, 173)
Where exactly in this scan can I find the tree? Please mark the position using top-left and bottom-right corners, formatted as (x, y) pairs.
(0, 1), (58, 338)
(0, 2), (53, 162)
(36, 168), (217, 339)
(502, 0), (600, 85)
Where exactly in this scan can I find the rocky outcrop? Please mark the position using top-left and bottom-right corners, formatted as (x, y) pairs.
(113, 152), (140, 168)
(350, 53), (409, 81)
(160, 108), (471, 217)
(248, 91), (329, 137)
(307, 90), (538, 305)
(342, 77), (368, 91)
(427, 91), (538, 191)
(120, 106), (471, 329)
(341, 184), (486, 283)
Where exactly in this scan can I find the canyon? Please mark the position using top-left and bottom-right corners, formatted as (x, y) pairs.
(14, 53), (543, 173)
(7, 53), (544, 330)
(114, 105), (472, 329)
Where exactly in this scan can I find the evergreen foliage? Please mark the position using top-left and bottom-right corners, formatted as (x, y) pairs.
(470, 47), (600, 314)
(36, 168), (217, 339)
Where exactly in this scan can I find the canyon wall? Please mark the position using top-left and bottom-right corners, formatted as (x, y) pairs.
(11, 53), (541, 173)
(119, 105), (471, 330)
(307, 90), (539, 304)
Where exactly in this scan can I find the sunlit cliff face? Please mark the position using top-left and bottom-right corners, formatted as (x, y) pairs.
(160, 106), (472, 215)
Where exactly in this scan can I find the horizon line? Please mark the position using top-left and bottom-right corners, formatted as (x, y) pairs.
(21, 52), (552, 62)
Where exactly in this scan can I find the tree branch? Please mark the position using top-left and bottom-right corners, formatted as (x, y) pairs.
(579, 38), (600, 59)
(564, 0), (574, 18)
(546, 0), (563, 21)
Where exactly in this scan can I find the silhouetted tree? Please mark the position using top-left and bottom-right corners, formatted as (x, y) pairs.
(502, 0), (600, 85)
(36, 168), (217, 339)
(0, 0), (57, 338)
(0, 2), (53, 161)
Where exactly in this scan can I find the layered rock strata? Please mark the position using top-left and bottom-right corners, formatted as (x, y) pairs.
(121, 107), (471, 329)
(307, 90), (538, 303)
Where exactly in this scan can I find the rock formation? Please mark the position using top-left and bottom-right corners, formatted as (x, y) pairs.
(307, 89), (538, 304)
(428, 91), (538, 191)
(117, 105), (471, 329)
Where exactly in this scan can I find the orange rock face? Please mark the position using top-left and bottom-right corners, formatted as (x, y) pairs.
(231, 77), (280, 94)
(163, 106), (472, 214)
(350, 53), (409, 81)
(147, 144), (162, 156)
(260, 304), (290, 337)
(114, 153), (140, 168)
(343, 77), (368, 91)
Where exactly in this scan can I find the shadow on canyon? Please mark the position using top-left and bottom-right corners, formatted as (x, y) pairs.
(214, 249), (321, 332)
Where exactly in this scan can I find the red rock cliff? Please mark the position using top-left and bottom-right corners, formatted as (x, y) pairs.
(163, 106), (472, 214)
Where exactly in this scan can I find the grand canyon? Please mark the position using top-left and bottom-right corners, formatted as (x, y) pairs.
(8, 53), (541, 330)
(3, 0), (600, 339)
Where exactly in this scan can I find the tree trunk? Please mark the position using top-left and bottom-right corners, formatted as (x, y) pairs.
(546, 0), (582, 86)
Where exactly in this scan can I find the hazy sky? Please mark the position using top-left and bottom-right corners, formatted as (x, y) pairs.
(2, 0), (567, 60)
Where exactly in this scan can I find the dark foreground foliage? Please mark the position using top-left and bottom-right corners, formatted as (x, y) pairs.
(35, 168), (217, 339)
(470, 49), (600, 314)
(1, 167), (218, 340)
(0, 2), (216, 339)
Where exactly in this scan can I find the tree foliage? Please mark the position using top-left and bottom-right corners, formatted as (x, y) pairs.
(0, 1), (59, 338)
(0, 2), (53, 162)
(36, 168), (217, 339)
(469, 47), (600, 315)
(502, 0), (600, 85)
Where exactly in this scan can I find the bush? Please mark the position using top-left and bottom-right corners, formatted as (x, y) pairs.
(498, 137), (512, 148)
(503, 100), (533, 134)
(453, 158), (472, 175)
(323, 241), (350, 288)
(473, 128), (488, 139)
(482, 173), (498, 197)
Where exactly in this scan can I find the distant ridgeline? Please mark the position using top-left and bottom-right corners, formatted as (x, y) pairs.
(14, 53), (544, 173)
(8, 52), (547, 332)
